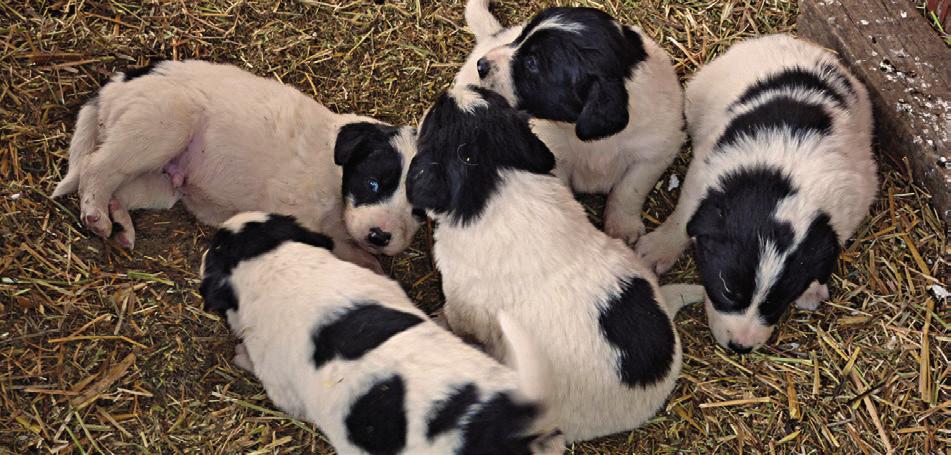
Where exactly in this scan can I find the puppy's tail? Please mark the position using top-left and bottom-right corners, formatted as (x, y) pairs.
(659, 283), (705, 315)
(53, 100), (99, 197)
(465, 0), (503, 41)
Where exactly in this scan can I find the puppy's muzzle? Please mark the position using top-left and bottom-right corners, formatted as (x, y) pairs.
(366, 227), (392, 247)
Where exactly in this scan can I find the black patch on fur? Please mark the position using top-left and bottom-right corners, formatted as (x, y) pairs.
(459, 392), (541, 455)
(598, 277), (676, 386)
(426, 383), (479, 441)
(311, 303), (423, 369)
(716, 96), (833, 148)
(759, 213), (840, 323)
(335, 122), (404, 206)
(406, 87), (555, 226)
(733, 66), (848, 108)
(198, 214), (334, 315)
(121, 61), (162, 82)
(509, 7), (646, 141)
(687, 167), (796, 315)
(345, 375), (407, 455)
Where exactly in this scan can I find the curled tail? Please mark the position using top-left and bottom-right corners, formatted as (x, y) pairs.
(53, 100), (99, 197)
(659, 283), (705, 315)
(465, 0), (503, 41)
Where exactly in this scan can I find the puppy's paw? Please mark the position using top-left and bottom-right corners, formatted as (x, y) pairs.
(81, 205), (112, 239)
(795, 282), (829, 311)
(108, 199), (136, 250)
(634, 230), (682, 275)
(603, 208), (646, 245)
(233, 343), (253, 372)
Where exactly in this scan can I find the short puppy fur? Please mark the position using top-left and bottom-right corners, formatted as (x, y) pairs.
(457, 1), (685, 244)
(635, 35), (877, 352)
(407, 87), (703, 441)
(54, 60), (420, 269)
(199, 211), (565, 455)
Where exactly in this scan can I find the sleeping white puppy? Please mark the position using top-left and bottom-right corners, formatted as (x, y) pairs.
(198, 212), (565, 455)
(635, 34), (877, 353)
(406, 86), (704, 442)
(456, 1), (685, 244)
(53, 60), (421, 270)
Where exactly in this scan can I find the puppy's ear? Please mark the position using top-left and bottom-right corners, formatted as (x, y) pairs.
(334, 123), (377, 166)
(521, 129), (556, 174)
(788, 215), (840, 283)
(575, 78), (629, 141)
(686, 201), (724, 240)
(199, 275), (238, 316)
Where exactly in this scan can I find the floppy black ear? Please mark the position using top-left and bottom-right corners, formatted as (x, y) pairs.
(521, 129), (556, 174)
(334, 123), (377, 166)
(199, 275), (238, 316)
(686, 200), (724, 239)
(575, 78), (629, 141)
(789, 215), (840, 284)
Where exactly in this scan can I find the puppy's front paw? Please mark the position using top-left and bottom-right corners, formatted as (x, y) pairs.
(634, 230), (682, 275)
(233, 343), (253, 372)
(603, 208), (646, 245)
(795, 282), (829, 311)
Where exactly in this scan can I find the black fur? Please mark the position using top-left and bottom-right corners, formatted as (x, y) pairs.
(598, 277), (676, 386)
(198, 214), (334, 315)
(335, 122), (404, 206)
(311, 303), (423, 370)
(345, 374), (407, 455)
(818, 62), (856, 98)
(687, 167), (796, 315)
(458, 392), (542, 455)
(121, 61), (162, 81)
(507, 7), (646, 141)
(716, 96), (833, 148)
(425, 383), (479, 441)
(732, 66), (848, 108)
(406, 87), (555, 226)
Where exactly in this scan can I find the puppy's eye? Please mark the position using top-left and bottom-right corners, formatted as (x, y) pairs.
(524, 55), (539, 73)
(367, 178), (380, 193)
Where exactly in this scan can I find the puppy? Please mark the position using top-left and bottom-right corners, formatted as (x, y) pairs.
(199, 212), (565, 455)
(406, 87), (704, 442)
(635, 35), (877, 352)
(456, 1), (685, 244)
(53, 60), (420, 269)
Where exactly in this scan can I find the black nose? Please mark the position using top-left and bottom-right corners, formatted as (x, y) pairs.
(367, 228), (391, 247)
(728, 342), (753, 354)
(477, 57), (491, 79)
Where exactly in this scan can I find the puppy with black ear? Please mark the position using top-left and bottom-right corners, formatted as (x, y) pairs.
(407, 86), (704, 442)
(635, 35), (877, 353)
(199, 211), (565, 455)
(53, 60), (420, 271)
(457, 1), (685, 244)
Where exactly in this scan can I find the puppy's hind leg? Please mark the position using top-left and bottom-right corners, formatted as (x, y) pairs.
(110, 172), (181, 249)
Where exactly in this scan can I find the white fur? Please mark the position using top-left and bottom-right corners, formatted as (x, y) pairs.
(206, 212), (565, 455)
(458, 1), (685, 244)
(635, 34), (877, 348)
(53, 60), (418, 269)
(430, 169), (696, 441)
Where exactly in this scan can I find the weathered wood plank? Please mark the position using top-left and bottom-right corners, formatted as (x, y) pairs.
(798, 0), (951, 224)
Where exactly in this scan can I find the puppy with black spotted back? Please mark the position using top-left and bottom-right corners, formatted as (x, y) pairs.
(635, 35), (877, 353)
(457, 0), (685, 244)
(198, 211), (565, 455)
(53, 60), (420, 271)
(406, 86), (704, 442)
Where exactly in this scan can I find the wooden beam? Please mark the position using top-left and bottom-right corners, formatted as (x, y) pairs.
(798, 0), (951, 224)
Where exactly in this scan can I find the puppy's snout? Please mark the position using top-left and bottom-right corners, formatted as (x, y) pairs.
(477, 57), (491, 79)
(727, 341), (753, 355)
(367, 228), (392, 247)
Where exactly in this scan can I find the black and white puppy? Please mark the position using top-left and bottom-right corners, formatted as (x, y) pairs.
(456, 1), (685, 244)
(53, 60), (420, 270)
(406, 86), (704, 442)
(199, 211), (565, 455)
(635, 35), (877, 353)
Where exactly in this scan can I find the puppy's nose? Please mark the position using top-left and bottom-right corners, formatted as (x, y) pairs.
(367, 228), (392, 247)
(477, 57), (491, 79)
(728, 341), (753, 355)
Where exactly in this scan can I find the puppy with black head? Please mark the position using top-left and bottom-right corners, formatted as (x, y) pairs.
(199, 211), (565, 455)
(635, 35), (877, 353)
(456, 1), (685, 244)
(53, 60), (420, 271)
(407, 86), (704, 442)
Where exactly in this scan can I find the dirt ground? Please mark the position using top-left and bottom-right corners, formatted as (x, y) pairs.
(1, 0), (947, 453)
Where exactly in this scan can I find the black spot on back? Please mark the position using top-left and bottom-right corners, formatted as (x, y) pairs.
(459, 392), (541, 455)
(732, 66), (847, 108)
(198, 214), (334, 315)
(598, 277), (676, 386)
(334, 122), (404, 207)
(121, 61), (162, 81)
(426, 383), (479, 441)
(311, 303), (423, 369)
(346, 375), (407, 455)
(716, 96), (833, 148)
